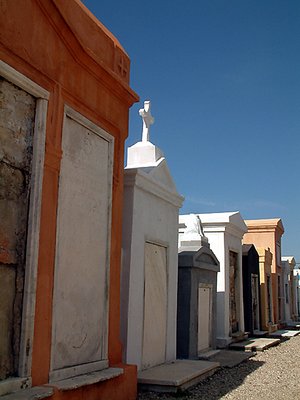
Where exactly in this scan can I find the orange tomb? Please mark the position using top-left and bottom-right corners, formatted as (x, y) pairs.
(0, 0), (139, 398)
(243, 219), (284, 327)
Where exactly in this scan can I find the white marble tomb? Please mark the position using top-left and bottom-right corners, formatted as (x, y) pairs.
(121, 101), (184, 370)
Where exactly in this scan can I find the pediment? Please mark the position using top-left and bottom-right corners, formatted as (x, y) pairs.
(142, 158), (179, 194)
(194, 247), (219, 267)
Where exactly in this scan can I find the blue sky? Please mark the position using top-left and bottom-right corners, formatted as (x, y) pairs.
(83, 0), (300, 262)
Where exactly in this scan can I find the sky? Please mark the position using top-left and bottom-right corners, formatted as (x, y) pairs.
(82, 0), (300, 262)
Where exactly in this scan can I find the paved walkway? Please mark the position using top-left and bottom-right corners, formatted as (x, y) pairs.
(138, 334), (300, 400)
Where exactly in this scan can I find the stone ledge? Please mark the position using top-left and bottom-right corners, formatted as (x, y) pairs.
(0, 386), (53, 400)
(0, 377), (31, 397)
(49, 367), (124, 391)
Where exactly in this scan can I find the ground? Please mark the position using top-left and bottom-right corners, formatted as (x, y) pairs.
(138, 334), (300, 400)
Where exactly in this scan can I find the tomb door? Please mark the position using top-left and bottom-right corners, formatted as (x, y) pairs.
(198, 285), (212, 353)
(229, 251), (239, 334)
(251, 274), (260, 331)
(50, 108), (113, 380)
(266, 275), (272, 323)
(142, 242), (167, 370)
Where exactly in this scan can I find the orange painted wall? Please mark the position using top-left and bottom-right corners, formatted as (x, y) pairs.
(1, 0), (138, 398)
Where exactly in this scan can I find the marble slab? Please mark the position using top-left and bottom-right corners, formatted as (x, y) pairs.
(230, 337), (280, 351)
(142, 243), (167, 369)
(138, 360), (219, 393)
(50, 111), (113, 378)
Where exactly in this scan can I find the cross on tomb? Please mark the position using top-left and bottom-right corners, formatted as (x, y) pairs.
(118, 56), (128, 78)
(139, 100), (154, 142)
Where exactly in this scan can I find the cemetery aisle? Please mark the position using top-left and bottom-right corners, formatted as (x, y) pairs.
(138, 334), (300, 400)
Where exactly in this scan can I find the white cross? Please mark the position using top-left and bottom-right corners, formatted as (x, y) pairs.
(139, 100), (154, 142)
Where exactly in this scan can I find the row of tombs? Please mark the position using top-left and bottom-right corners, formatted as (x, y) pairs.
(1, 1), (299, 399)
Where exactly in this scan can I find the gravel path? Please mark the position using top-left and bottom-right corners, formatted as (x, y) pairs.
(138, 335), (300, 400)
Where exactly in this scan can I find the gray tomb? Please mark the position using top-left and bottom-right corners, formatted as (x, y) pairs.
(177, 216), (220, 358)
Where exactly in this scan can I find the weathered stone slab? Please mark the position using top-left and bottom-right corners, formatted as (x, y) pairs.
(269, 329), (300, 338)
(50, 368), (123, 391)
(0, 386), (53, 400)
(50, 110), (113, 380)
(230, 337), (280, 351)
(0, 78), (35, 379)
(201, 349), (255, 368)
(138, 360), (219, 393)
(142, 243), (167, 369)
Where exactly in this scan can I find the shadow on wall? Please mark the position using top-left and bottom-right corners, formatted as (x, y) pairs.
(138, 359), (265, 400)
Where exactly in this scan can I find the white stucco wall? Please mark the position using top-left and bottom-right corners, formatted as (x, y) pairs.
(121, 162), (183, 370)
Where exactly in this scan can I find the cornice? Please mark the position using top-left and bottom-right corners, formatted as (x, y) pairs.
(124, 168), (184, 208)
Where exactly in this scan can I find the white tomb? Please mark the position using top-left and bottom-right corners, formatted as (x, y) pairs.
(281, 256), (296, 324)
(293, 267), (300, 319)
(121, 101), (184, 371)
(179, 212), (247, 348)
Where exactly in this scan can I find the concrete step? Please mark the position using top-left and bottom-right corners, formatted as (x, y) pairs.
(0, 386), (53, 400)
(203, 349), (255, 368)
(231, 331), (248, 343)
(138, 359), (220, 393)
(198, 349), (221, 360)
(229, 337), (280, 352)
(286, 322), (300, 330)
(253, 330), (269, 337)
(268, 329), (300, 339)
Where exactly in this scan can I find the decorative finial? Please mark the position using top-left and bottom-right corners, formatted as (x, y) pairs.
(139, 100), (154, 142)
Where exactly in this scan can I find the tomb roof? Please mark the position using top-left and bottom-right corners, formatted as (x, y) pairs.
(281, 256), (296, 268)
(245, 218), (284, 234)
(242, 244), (255, 255)
(52, 0), (133, 85)
(196, 211), (248, 232)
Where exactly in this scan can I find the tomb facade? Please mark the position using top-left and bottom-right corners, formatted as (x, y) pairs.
(256, 247), (277, 332)
(293, 267), (300, 320)
(243, 219), (285, 326)
(179, 212), (247, 348)
(177, 215), (220, 358)
(242, 245), (261, 334)
(121, 101), (184, 371)
(0, 1), (138, 398)
(281, 256), (296, 324)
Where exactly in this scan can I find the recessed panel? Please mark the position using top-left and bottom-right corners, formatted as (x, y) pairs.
(142, 243), (167, 369)
(51, 111), (112, 375)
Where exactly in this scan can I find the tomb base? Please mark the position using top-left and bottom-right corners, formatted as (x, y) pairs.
(138, 360), (219, 393)
(1, 365), (137, 400)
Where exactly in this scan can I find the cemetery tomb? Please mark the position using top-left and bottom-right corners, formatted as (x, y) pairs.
(242, 245), (261, 334)
(0, 1), (139, 398)
(281, 257), (295, 325)
(121, 100), (184, 371)
(293, 267), (300, 320)
(179, 212), (247, 348)
(282, 256), (297, 322)
(121, 103), (219, 392)
(243, 219), (285, 326)
(177, 215), (220, 359)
